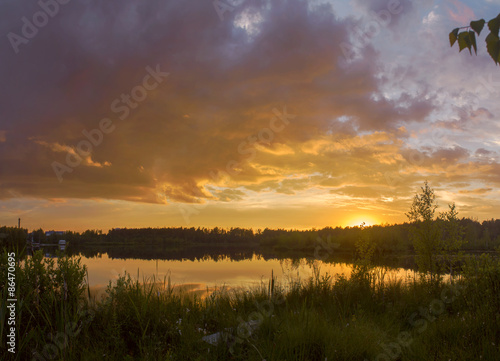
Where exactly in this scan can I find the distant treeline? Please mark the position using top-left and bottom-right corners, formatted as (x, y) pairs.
(9, 218), (500, 252)
(3, 217), (498, 254)
(0, 226), (28, 248)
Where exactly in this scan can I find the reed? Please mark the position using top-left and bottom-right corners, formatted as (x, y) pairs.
(1, 249), (500, 360)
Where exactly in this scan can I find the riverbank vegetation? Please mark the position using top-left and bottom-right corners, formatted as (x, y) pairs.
(1, 247), (500, 360)
(3, 215), (499, 262)
(40, 217), (500, 252)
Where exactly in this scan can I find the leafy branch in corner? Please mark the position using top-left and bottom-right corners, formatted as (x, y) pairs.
(449, 13), (500, 65)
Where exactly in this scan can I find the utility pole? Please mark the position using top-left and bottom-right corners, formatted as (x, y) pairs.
(18, 218), (20, 228)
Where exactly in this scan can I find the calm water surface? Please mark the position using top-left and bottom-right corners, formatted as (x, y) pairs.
(78, 253), (417, 298)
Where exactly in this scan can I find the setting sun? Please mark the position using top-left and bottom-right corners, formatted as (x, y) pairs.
(344, 216), (379, 228)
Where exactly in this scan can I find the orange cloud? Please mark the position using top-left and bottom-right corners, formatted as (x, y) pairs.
(1, 0), (499, 231)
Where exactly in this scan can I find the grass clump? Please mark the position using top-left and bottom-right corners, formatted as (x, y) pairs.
(2, 249), (500, 360)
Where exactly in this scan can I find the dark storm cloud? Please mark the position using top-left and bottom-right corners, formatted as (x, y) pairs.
(0, 0), (435, 204)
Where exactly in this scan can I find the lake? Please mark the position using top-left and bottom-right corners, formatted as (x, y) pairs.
(27, 244), (420, 299)
(77, 252), (418, 300)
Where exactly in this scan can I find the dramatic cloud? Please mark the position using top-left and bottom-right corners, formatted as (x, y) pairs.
(0, 0), (499, 230)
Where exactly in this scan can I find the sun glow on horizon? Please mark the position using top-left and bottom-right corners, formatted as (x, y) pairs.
(344, 216), (380, 228)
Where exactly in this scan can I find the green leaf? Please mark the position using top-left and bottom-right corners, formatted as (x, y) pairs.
(488, 14), (500, 35)
(469, 30), (477, 55)
(458, 31), (471, 54)
(449, 28), (459, 47)
(470, 19), (485, 35)
(486, 32), (500, 64)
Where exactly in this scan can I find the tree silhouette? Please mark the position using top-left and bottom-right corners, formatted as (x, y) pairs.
(406, 181), (441, 281)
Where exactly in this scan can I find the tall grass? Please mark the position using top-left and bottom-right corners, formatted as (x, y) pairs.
(1, 249), (500, 360)
(1, 249), (90, 361)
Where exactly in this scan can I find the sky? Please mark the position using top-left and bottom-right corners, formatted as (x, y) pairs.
(0, 0), (499, 232)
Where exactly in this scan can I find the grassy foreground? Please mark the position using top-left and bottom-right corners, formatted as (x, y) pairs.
(1, 250), (500, 360)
